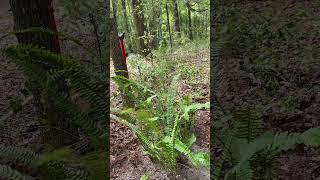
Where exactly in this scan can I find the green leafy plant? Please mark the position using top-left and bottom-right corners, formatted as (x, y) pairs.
(1, 44), (108, 149)
(0, 145), (106, 180)
(140, 174), (149, 180)
(111, 73), (209, 172)
(212, 107), (320, 180)
(0, 28), (108, 179)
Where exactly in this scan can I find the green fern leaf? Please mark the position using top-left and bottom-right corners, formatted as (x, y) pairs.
(0, 164), (34, 180)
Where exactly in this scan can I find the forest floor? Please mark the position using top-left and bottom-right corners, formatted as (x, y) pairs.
(212, 1), (320, 179)
(0, 0), (39, 149)
(110, 43), (210, 179)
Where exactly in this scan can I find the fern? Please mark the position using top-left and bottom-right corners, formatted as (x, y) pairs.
(111, 74), (210, 172)
(213, 107), (320, 180)
(0, 26), (108, 179)
(0, 147), (35, 179)
(0, 145), (38, 165)
(0, 145), (95, 180)
(1, 44), (107, 149)
(161, 136), (209, 167)
(234, 107), (262, 142)
(0, 164), (34, 180)
(0, 27), (99, 60)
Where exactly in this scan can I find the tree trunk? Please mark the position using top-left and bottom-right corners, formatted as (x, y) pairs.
(165, 2), (173, 48)
(121, 0), (130, 36)
(10, 0), (60, 52)
(171, 0), (181, 35)
(120, 0), (133, 52)
(131, 0), (149, 55)
(186, 1), (193, 40)
(9, 0), (78, 146)
(148, 2), (162, 49)
(110, 18), (133, 107)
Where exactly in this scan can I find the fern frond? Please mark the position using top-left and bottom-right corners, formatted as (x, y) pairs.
(65, 167), (89, 180)
(1, 44), (107, 149)
(161, 136), (209, 167)
(234, 108), (262, 142)
(180, 102), (210, 122)
(0, 164), (34, 180)
(0, 145), (38, 165)
(299, 127), (320, 147)
(49, 90), (105, 148)
(0, 27), (98, 59)
(110, 114), (161, 159)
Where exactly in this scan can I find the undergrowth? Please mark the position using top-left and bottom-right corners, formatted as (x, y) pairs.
(111, 41), (210, 173)
(212, 107), (320, 180)
(0, 28), (108, 179)
(212, 1), (320, 179)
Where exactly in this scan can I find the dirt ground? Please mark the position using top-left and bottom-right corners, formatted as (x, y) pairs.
(0, 0), (37, 149)
(110, 47), (210, 179)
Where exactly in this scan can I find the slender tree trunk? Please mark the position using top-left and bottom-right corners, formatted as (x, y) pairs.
(148, 1), (162, 49)
(131, 0), (149, 55)
(158, 18), (163, 45)
(186, 1), (193, 40)
(171, 0), (181, 35)
(121, 0), (130, 36)
(89, 14), (103, 72)
(112, 0), (118, 23)
(9, 0), (78, 146)
(165, 2), (173, 48)
(120, 0), (133, 52)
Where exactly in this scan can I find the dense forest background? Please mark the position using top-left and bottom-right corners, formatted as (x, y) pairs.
(111, 0), (209, 55)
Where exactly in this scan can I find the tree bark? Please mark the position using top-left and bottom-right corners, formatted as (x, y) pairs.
(186, 1), (193, 40)
(121, 0), (130, 36)
(165, 2), (173, 48)
(131, 0), (149, 55)
(148, 1), (162, 49)
(110, 18), (133, 107)
(9, 0), (78, 146)
(10, 0), (60, 52)
(171, 0), (181, 34)
(120, 0), (133, 52)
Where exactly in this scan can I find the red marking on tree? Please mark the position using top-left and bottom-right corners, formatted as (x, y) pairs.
(119, 38), (127, 66)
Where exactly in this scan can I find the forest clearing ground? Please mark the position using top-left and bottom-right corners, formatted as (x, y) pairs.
(110, 42), (210, 179)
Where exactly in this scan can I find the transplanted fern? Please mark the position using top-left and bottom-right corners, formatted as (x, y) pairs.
(111, 74), (210, 172)
(213, 107), (320, 180)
